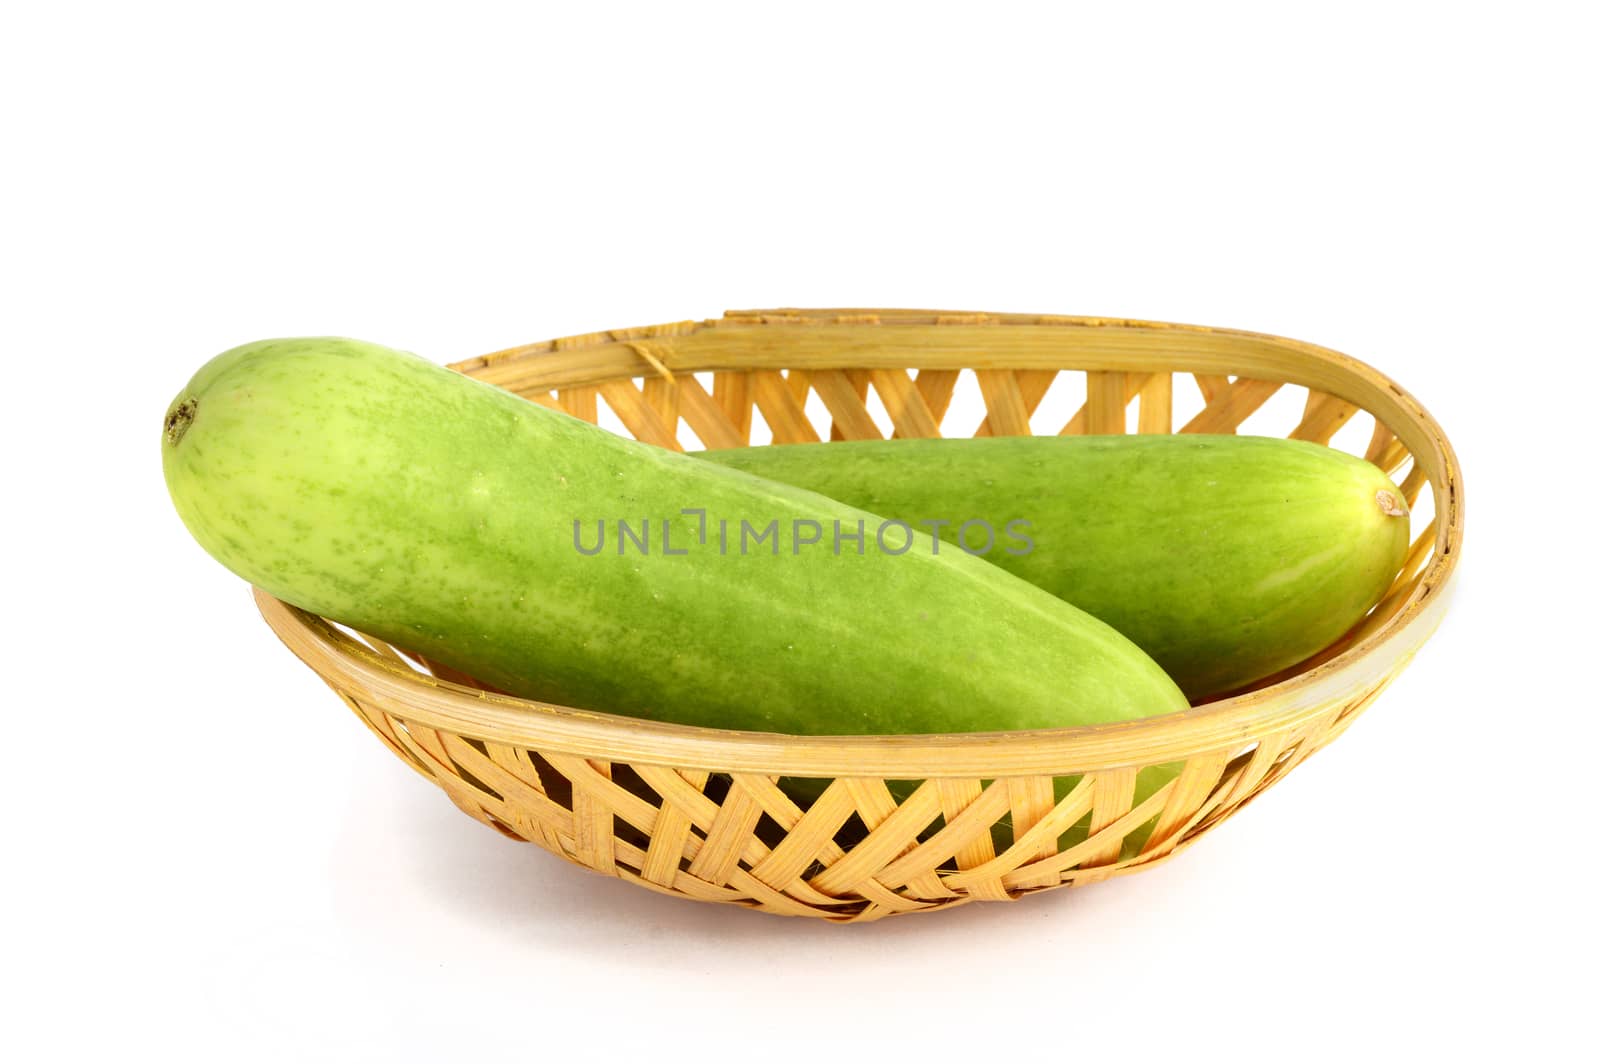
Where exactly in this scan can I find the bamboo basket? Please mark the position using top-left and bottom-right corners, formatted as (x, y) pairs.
(256, 309), (1462, 922)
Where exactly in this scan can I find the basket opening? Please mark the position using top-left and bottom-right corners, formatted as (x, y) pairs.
(592, 389), (630, 440)
(746, 400), (775, 447)
(752, 812), (789, 851)
(933, 369), (984, 437)
(1171, 373), (1210, 430)
(1329, 408), (1379, 459)
(526, 750), (573, 808)
(1022, 370), (1079, 436)
(856, 376), (897, 438)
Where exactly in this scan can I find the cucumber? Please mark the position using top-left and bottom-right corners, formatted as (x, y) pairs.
(162, 339), (1189, 748)
(699, 434), (1409, 699)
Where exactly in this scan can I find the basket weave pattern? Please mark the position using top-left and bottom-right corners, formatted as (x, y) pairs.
(258, 309), (1461, 921)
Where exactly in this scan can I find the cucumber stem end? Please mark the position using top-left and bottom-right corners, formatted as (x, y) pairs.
(1376, 489), (1408, 517)
(165, 397), (197, 447)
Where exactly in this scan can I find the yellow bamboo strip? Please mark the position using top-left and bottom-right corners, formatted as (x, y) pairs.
(571, 759), (618, 875)
(1085, 371), (1128, 435)
(810, 369), (885, 441)
(975, 369), (1056, 437)
(1140, 753), (1230, 855)
(750, 370), (821, 444)
(1399, 461), (1428, 508)
(870, 369), (942, 438)
(975, 370), (1032, 437)
(1371, 434), (1411, 475)
(784, 368), (812, 406)
(639, 769), (709, 887)
(1062, 372), (1147, 435)
(713, 371), (753, 440)
(1193, 374), (1230, 403)
(1080, 768), (1138, 868)
(557, 386), (597, 424)
(1004, 776), (1058, 864)
(1003, 779), (1177, 889)
(1180, 378), (1283, 434)
(936, 779), (1005, 900)
(1221, 732), (1291, 808)
(597, 379), (683, 451)
(686, 781), (764, 884)
(844, 778), (955, 899)
(809, 781), (942, 895)
(875, 781), (1010, 891)
(1291, 391), (1359, 444)
(674, 375), (747, 450)
(829, 368), (873, 441)
(911, 368), (960, 428)
(1137, 373), (1173, 434)
(747, 780), (855, 889)
(641, 375), (680, 433)
(1365, 421), (1396, 464)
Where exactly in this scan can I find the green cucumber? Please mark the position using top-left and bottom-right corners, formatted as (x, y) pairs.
(699, 434), (1409, 699)
(163, 339), (1189, 749)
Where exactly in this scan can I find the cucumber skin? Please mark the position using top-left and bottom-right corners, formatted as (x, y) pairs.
(699, 435), (1409, 699)
(162, 339), (1189, 742)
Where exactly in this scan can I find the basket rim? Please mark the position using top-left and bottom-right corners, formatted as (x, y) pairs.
(255, 309), (1463, 777)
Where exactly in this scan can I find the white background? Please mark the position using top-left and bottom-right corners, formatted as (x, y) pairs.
(4, 3), (1594, 1061)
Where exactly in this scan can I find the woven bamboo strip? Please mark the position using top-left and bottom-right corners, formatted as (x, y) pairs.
(822, 369), (870, 441)
(1062, 372), (1146, 435)
(870, 369), (942, 438)
(879, 781), (1010, 893)
(1398, 462), (1428, 508)
(808, 782), (942, 895)
(910, 368), (960, 428)
(810, 369), (884, 441)
(639, 769), (708, 887)
(686, 781), (763, 883)
(1085, 371), (1128, 435)
(1081, 768), (1138, 867)
(1193, 374), (1231, 403)
(1005, 781), (1178, 890)
(846, 778), (954, 900)
(1141, 752), (1231, 855)
(483, 742), (563, 852)
(1291, 391), (1360, 444)
(973, 369), (1052, 437)
(975, 370), (1032, 437)
(749, 370), (820, 444)
(641, 375), (679, 431)
(1180, 377), (1283, 434)
(1137, 373), (1173, 434)
(558, 386), (597, 424)
(713, 372), (753, 441)
(571, 761), (618, 874)
(598, 379), (682, 451)
(784, 369), (813, 410)
(1005, 776), (1058, 864)
(939, 777), (1097, 888)
(674, 375), (747, 450)
(1372, 440), (1412, 479)
(747, 781), (854, 888)
(1365, 421), (1396, 463)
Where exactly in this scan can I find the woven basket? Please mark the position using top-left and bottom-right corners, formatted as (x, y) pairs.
(256, 309), (1462, 922)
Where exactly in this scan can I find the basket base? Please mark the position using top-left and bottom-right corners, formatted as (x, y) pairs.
(332, 680), (1396, 922)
